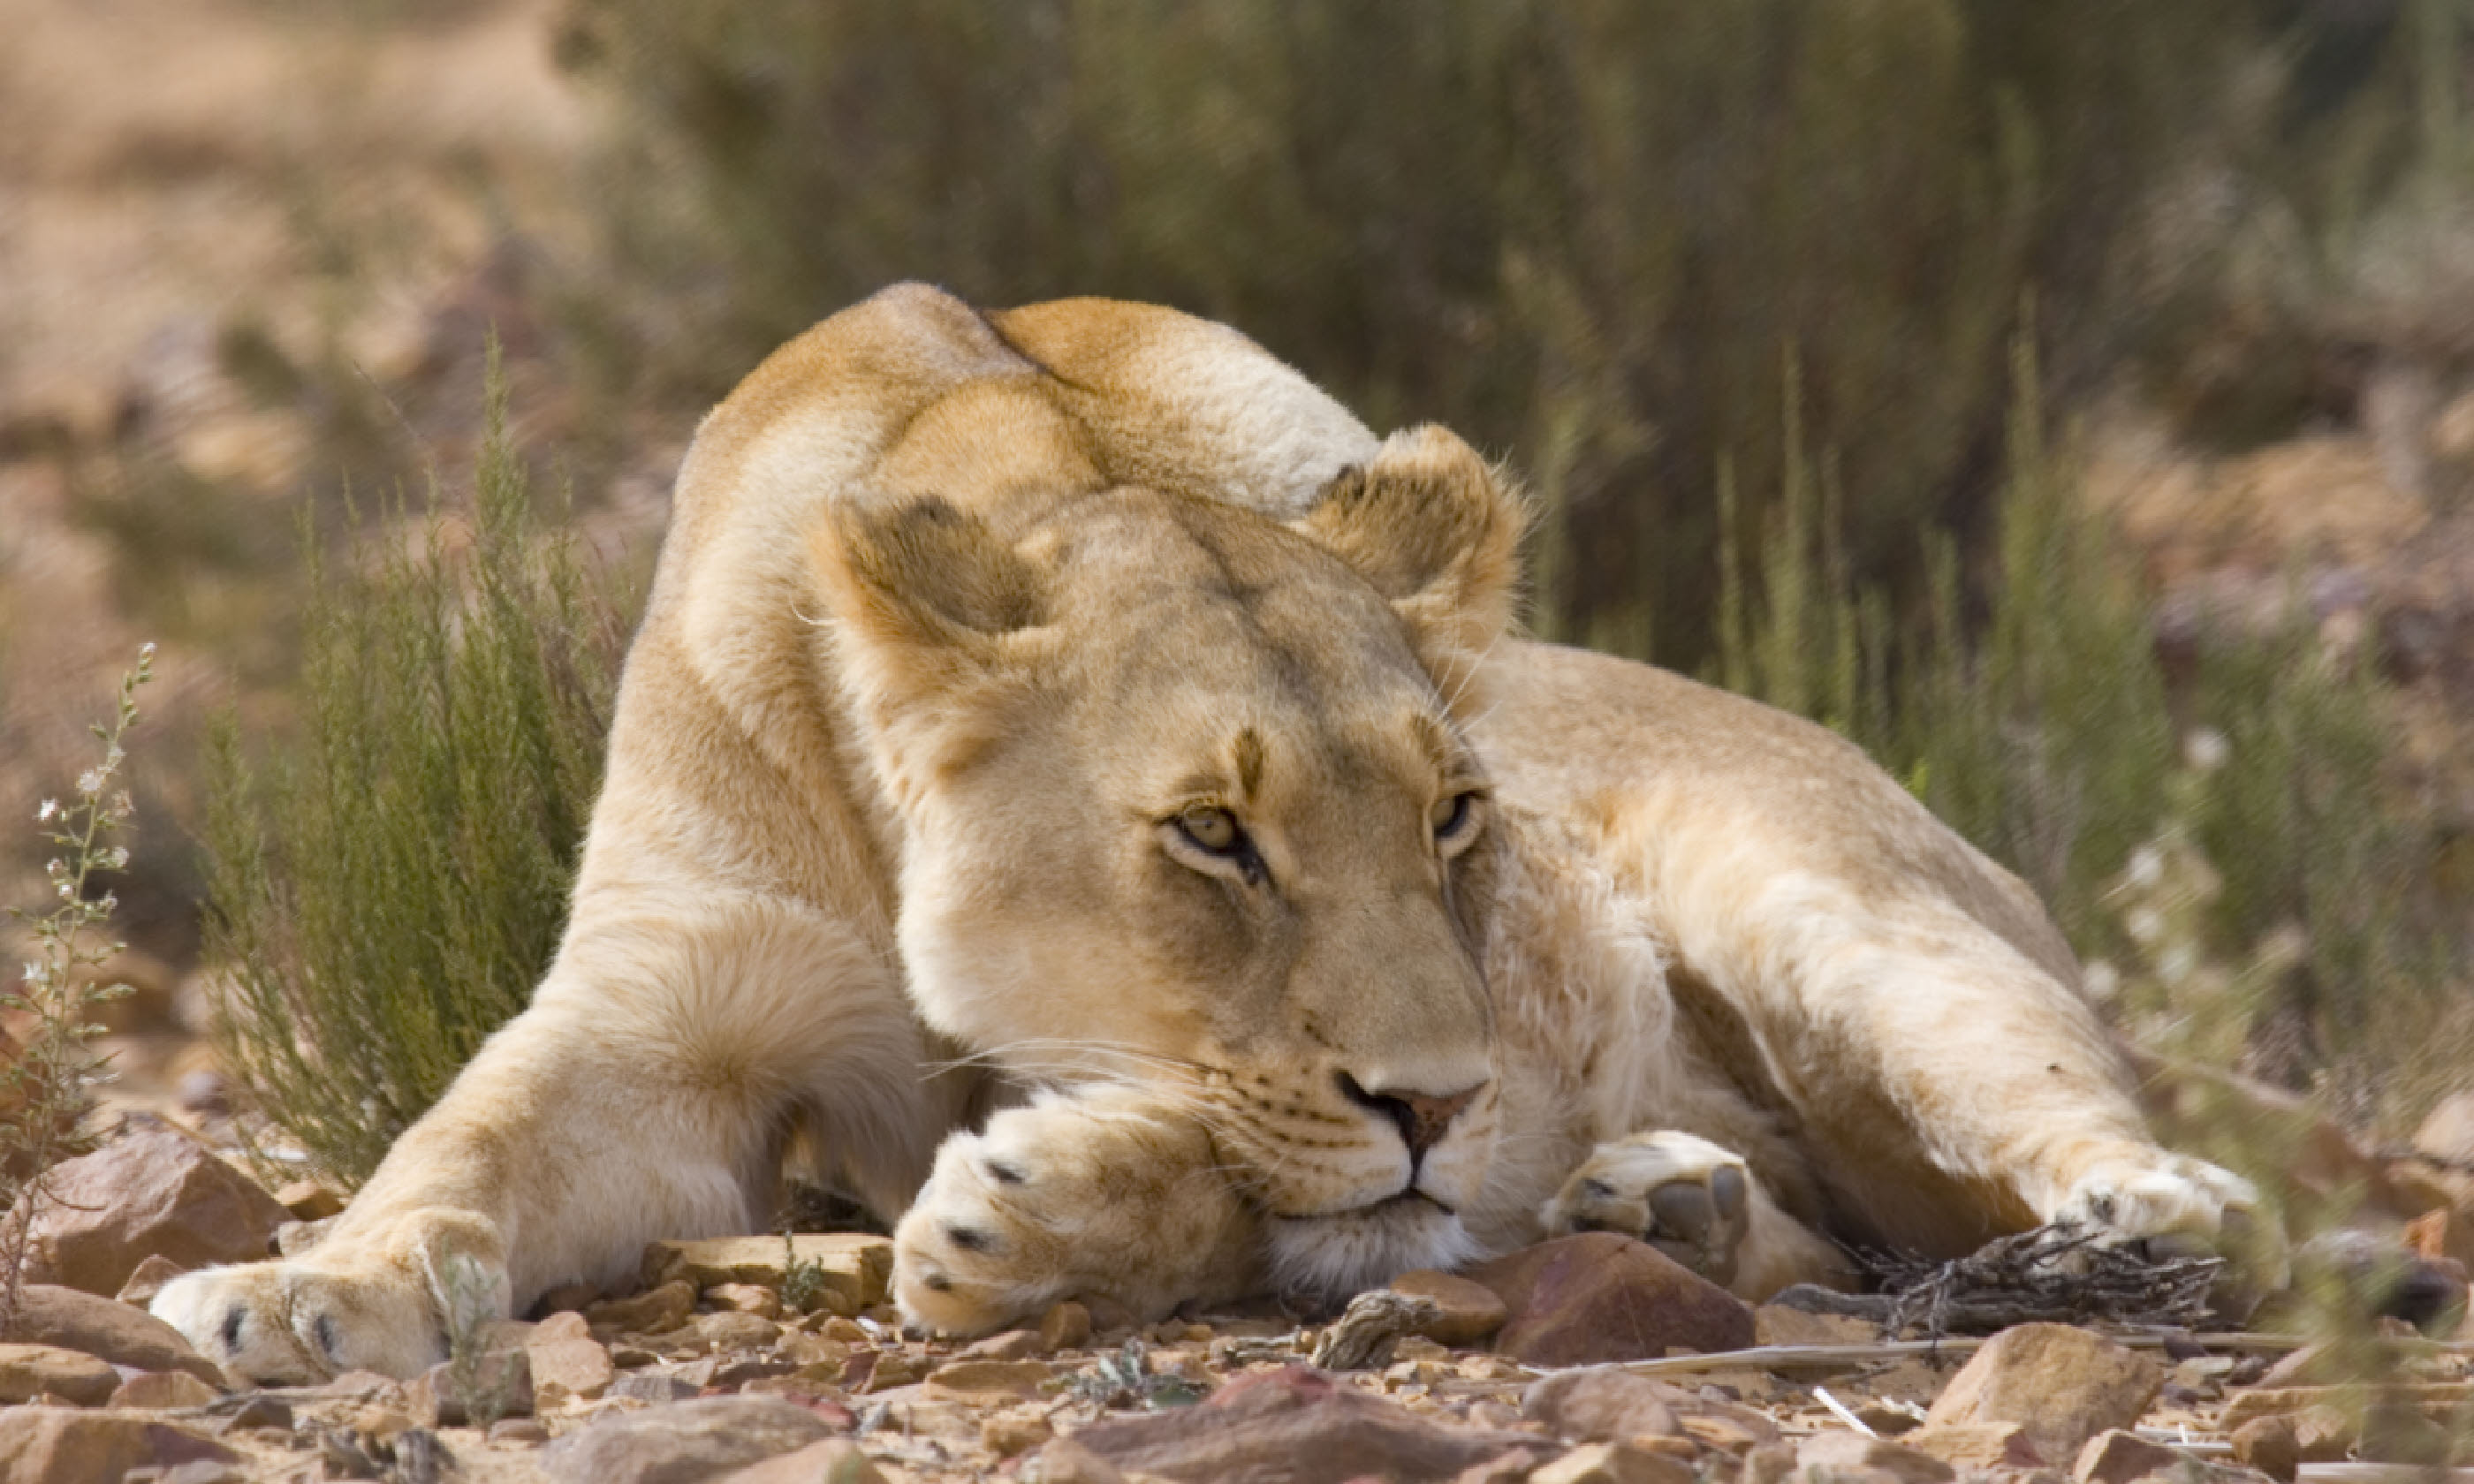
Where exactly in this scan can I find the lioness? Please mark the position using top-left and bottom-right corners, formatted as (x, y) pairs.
(156, 285), (2258, 1381)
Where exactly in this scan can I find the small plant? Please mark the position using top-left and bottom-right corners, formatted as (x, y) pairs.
(778, 1224), (831, 1316)
(1, 645), (155, 1335)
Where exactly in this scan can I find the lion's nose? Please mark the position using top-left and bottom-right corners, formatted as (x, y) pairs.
(1338, 1072), (1485, 1162)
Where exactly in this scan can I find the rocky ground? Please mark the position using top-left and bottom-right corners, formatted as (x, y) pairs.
(7, 1114), (2474, 1484)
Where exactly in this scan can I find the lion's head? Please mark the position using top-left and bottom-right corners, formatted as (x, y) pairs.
(810, 425), (1526, 1302)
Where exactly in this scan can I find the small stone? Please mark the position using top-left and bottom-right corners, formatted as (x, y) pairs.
(1920, 1323), (2160, 1469)
(961, 1329), (1044, 1361)
(275, 1181), (345, 1221)
(406, 1349), (533, 1427)
(109, 1370), (220, 1410)
(1902, 1423), (2045, 1470)
(2291, 1403), (2358, 1463)
(587, 1279), (696, 1335)
(2072, 1428), (2189, 1484)
(925, 1357), (1054, 1402)
(1797, 1431), (1955, 1484)
(609, 1372), (700, 1404)
(1522, 1369), (1689, 1442)
(115, 1255), (188, 1307)
(641, 1234), (893, 1312)
(982, 1410), (1054, 1456)
(0, 1409), (240, 1483)
(2230, 1416), (2300, 1482)
(720, 1438), (885, 1483)
(14, 1129), (290, 1297)
(1530, 1440), (1697, 1484)
(528, 1335), (616, 1404)
(491, 1417), (551, 1446)
(540, 1395), (839, 1484)
(1034, 1437), (1129, 1484)
(1741, 1442), (1798, 1484)
(1039, 1300), (1093, 1352)
(0, 1343), (121, 1406)
(704, 1283), (783, 1319)
(692, 1309), (781, 1351)
(535, 1310), (593, 1344)
(815, 1316), (871, 1344)
(1465, 1233), (1754, 1367)
(1390, 1269), (1510, 1346)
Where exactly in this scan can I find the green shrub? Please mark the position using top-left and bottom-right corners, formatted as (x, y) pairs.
(202, 353), (634, 1186)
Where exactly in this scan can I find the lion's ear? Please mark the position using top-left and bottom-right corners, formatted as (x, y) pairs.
(1297, 425), (1529, 664)
(808, 495), (1046, 713)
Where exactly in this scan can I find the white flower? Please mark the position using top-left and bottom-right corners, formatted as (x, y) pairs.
(2183, 727), (2230, 774)
(74, 769), (104, 798)
(35, 799), (58, 822)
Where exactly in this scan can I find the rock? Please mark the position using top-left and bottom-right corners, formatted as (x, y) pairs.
(0, 1343), (122, 1405)
(14, 1130), (289, 1296)
(2230, 1416), (2300, 1481)
(2223, 1382), (2474, 1429)
(114, 1254), (188, 1307)
(1070, 1365), (1541, 1483)
(2073, 1428), (2190, 1484)
(1463, 1234), (1754, 1367)
(149, 1461), (251, 1484)
(586, 1279), (696, 1335)
(1521, 1369), (1689, 1442)
(924, 1358), (1054, 1402)
(492, 1418), (552, 1446)
(1920, 1323), (2161, 1468)
(1530, 1440), (1697, 1484)
(1752, 1306), (1876, 1347)
(1035, 1437), (1130, 1484)
(641, 1234), (893, 1313)
(109, 1371), (220, 1410)
(1040, 1300), (1093, 1352)
(0, 1409), (240, 1483)
(720, 1438), (886, 1483)
(528, 1334), (616, 1404)
(1391, 1269), (1511, 1346)
(691, 1309), (782, 1351)
(962, 1329), (1045, 1361)
(609, 1372), (702, 1404)
(541, 1396), (839, 1484)
(704, 1282), (782, 1319)
(1455, 1451), (1553, 1484)
(274, 1180), (345, 1221)
(11, 1287), (226, 1388)
(1902, 1424), (2046, 1470)
(535, 1282), (601, 1317)
(406, 1349), (533, 1427)
(983, 1410), (1055, 1456)
(1797, 1431), (1956, 1484)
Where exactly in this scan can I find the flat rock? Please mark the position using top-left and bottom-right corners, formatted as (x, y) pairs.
(2075, 1428), (2192, 1484)
(541, 1395), (839, 1484)
(1921, 1323), (2161, 1469)
(1753, 1305), (1876, 1347)
(585, 1278), (695, 1335)
(15, 1128), (288, 1296)
(641, 1234), (892, 1312)
(406, 1348), (532, 1426)
(1463, 1233), (1753, 1367)
(0, 1342), (122, 1405)
(108, 1370), (220, 1410)
(1391, 1269), (1510, 1346)
(11, 1286), (228, 1389)
(960, 1329), (1043, 1361)
(1903, 1422), (2046, 1470)
(1522, 1369), (1689, 1442)
(529, 1334), (616, 1403)
(1797, 1431), (1955, 1484)
(1530, 1440), (1697, 1484)
(0, 1408), (240, 1483)
(924, 1358), (1053, 1402)
(1071, 1364), (1540, 1483)
(719, 1437), (886, 1482)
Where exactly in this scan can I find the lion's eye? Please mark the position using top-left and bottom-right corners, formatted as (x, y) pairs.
(1432, 791), (1480, 843)
(1177, 806), (1242, 855)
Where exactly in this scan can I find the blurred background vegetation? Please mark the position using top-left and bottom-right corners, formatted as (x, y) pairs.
(3, 0), (2473, 1188)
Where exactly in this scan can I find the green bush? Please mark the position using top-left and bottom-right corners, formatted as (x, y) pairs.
(202, 355), (634, 1186)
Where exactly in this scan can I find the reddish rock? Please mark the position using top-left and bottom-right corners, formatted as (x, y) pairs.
(406, 1349), (532, 1427)
(539, 1396), (839, 1484)
(583, 1278), (694, 1335)
(528, 1334), (616, 1404)
(11, 1285), (226, 1388)
(1521, 1369), (1690, 1442)
(2073, 1428), (2190, 1484)
(1039, 1300), (1093, 1352)
(0, 1408), (239, 1482)
(1071, 1365), (1539, 1483)
(1390, 1269), (1510, 1346)
(1921, 1324), (2161, 1469)
(2230, 1416), (2301, 1482)
(1463, 1234), (1753, 1367)
(1796, 1430), (1956, 1484)
(108, 1370), (220, 1410)
(14, 1129), (287, 1296)
(961, 1329), (1044, 1361)
(113, 1254), (187, 1307)
(1530, 1440), (1696, 1484)
(1903, 1423), (2045, 1470)
(0, 1343), (120, 1405)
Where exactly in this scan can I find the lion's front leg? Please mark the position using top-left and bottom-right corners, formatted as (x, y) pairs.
(1544, 1131), (1854, 1300)
(893, 1087), (1264, 1336)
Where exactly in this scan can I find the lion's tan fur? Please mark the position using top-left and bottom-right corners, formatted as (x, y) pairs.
(155, 287), (2254, 1378)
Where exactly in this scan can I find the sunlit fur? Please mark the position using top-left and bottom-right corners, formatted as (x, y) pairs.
(154, 287), (2260, 1375)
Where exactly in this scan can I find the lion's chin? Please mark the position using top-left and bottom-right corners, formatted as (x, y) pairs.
(1265, 1196), (1482, 1304)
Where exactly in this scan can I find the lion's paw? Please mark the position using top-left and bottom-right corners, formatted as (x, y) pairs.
(2051, 1147), (2286, 1285)
(892, 1089), (1256, 1336)
(151, 1211), (507, 1383)
(1544, 1130), (1751, 1288)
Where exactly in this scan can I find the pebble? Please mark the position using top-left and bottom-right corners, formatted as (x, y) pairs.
(1038, 1299), (1093, 1352)
(0, 1343), (122, 1406)
(1921, 1322), (2161, 1469)
(109, 1370), (221, 1410)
